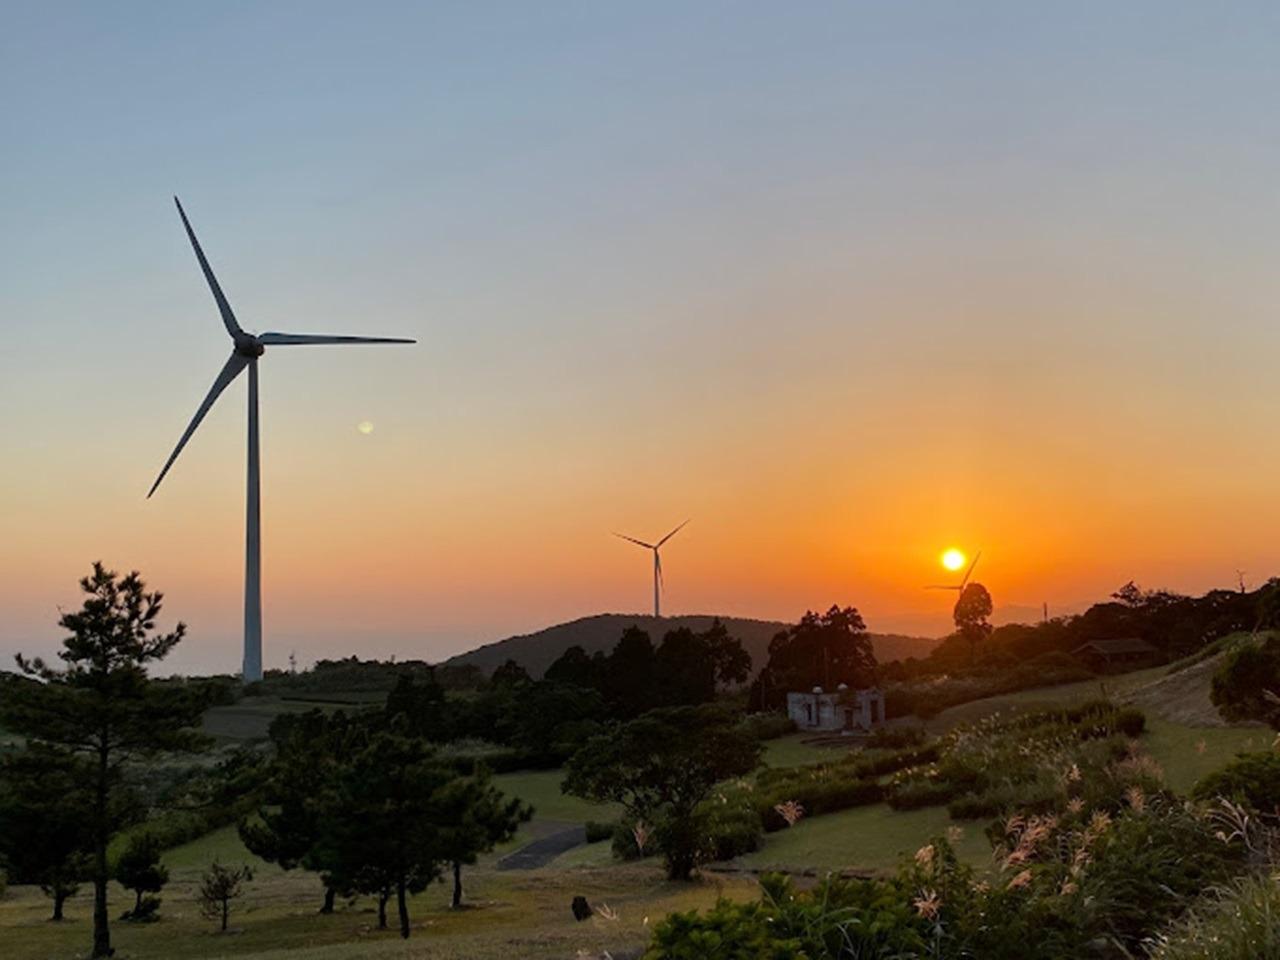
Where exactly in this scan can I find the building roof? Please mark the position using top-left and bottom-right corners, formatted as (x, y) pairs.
(1071, 638), (1158, 656)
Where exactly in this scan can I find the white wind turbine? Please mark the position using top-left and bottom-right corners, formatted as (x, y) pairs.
(148, 197), (416, 682)
(614, 520), (689, 618)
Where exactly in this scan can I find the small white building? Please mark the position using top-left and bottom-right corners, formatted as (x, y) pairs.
(787, 684), (885, 732)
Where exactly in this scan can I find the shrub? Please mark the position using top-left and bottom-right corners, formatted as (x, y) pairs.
(584, 820), (615, 844)
(120, 896), (161, 922)
(645, 873), (930, 960)
(946, 780), (1058, 821)
(886, 777), (958, 810)
(698, 794), (763, 860)
(1193, 751), (1280, 810)
(736, 713), (796, 741)
(1211, 637), (1280, 724)
(866, 725), (927, 749)
(759, 778), (883, 831)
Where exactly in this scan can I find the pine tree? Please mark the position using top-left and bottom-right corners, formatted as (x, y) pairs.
(1, 563), (209, 957)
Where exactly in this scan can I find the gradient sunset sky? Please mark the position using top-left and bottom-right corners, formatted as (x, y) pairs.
(5, 3), (1280, 675)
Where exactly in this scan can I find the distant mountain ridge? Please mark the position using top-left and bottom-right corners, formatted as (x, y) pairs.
(442, 613), (940, 679)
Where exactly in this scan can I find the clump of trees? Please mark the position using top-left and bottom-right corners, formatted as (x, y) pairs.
(749, 605), (877, 711)
(0, 563), (210, 957)
(563, 704), (762, 879)
(544, 618), (752, 719)
(240, 709), (531, 937)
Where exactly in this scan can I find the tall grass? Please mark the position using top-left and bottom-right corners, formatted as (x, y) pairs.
(1147, 873), (1280, 960)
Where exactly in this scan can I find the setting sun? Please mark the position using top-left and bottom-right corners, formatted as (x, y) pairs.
(941, 548), (967, 572)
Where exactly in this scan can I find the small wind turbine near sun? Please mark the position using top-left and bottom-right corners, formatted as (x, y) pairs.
(148, 197), (416, 682)
(614, 520), (690, 618)
(926, 548), (982, 598)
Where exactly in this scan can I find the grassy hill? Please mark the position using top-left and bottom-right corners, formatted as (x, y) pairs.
(442, 613), (938, 678)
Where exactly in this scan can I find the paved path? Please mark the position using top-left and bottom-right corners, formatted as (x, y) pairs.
(496, 824), (587, 870)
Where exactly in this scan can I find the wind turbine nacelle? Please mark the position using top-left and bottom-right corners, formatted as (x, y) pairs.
(235, 338), (266, 358)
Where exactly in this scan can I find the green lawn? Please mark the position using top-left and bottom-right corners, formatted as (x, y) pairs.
(1143, 716), (1267, 793)
(760, 733), (855, 769)
(491, 769), (620, 824)
(736, 803), (992, 874)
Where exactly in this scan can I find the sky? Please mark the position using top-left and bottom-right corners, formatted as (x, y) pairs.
(5, 2), (1280, 675)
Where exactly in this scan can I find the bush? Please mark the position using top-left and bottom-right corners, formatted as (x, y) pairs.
(759, 778), (883, 831)
(886, 777), (958, 810)
(1193, 751), (1280, 810)
(120, 895), (161, 922)
(736, 713), (796, 741)
(646, 873), (930, 960)
(1211, 637), (1280, 724)
(584, 820), (615, 844)
(865, 725), (927, 749)
(699, 793), (763, 860)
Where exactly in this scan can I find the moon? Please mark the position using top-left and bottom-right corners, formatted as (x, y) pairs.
(941, 548), (966, 571)
(357, 421), (374, 435)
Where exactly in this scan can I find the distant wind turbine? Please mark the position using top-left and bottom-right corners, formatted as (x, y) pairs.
(925, 551), (982, 598)
(614, 520), (690, 618)
(148, 197), (415, 682)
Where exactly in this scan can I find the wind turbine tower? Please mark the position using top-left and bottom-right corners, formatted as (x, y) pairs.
(149, 198), (416, 681)
(614, 520), (689, 617)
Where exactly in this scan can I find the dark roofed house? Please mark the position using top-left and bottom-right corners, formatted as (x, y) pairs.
(1071, 638), (1160, 674)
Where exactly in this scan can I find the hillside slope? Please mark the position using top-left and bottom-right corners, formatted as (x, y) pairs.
(443, 613), (938, 678)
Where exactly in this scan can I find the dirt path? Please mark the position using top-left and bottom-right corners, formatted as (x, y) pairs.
(497, 823), (587, 870)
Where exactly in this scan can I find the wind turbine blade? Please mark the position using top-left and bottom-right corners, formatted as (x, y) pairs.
(174, 197), (242, 339)
(655, 550), (664, 587)
(960, 551), (982, 589)
(613, 533), (655, 549)
(257, 332), (416, 346)
(656, 518), (690, 548)
(147, 352), (249, 498)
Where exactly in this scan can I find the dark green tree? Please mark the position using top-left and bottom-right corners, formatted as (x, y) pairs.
(316, 731), (453, 938)
(0, 563), (209, 957)
(436, 768), (532, 908)
(655, 620), (753, 706)
(0, 744), (95, 920)
(197, 861), (253, 932)
(601, 627), (658, 718)
(489, 659), (531, 689)
(544, 644), (598, 688)
(563, 705), (762, 880)
(953, 582), (994, 666)
(239, 709), (370, 913)
(751, 606), (876, 709)
(384, 671), (448, 739)
(115, 833), (169, 919)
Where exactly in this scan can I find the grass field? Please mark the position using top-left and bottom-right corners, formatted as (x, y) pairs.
(0, 825), (755, 960)
(491, 769), (620, 824)
(761, 733), (856, 768)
